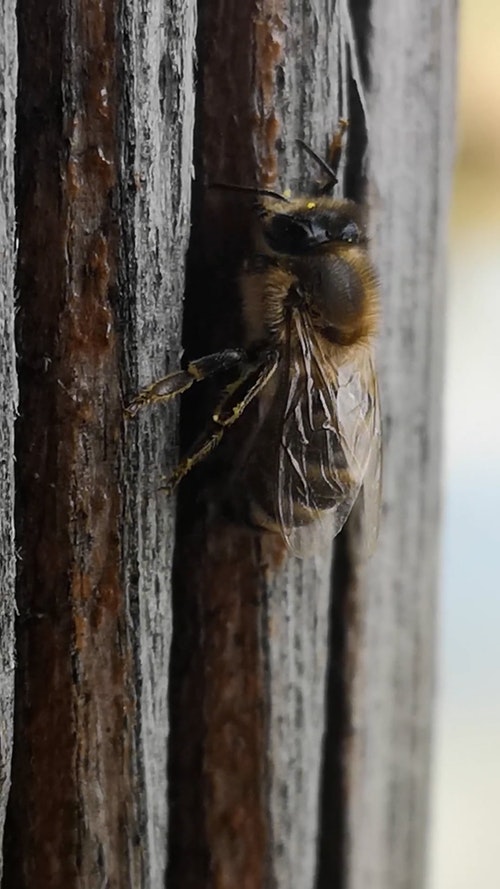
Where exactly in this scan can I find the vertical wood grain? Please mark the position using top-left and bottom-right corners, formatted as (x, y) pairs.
(1, 0), (456, 884)
(167, 3), (360, 888)
(168, 0), (456, 887)
(345, 3), (457, 889)
(4, 0), (195, 886)
(0, 0), (17, 876)
(119, 0), (196, 883)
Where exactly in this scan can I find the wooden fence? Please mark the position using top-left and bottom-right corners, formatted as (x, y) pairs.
(0, 0), (456, 886)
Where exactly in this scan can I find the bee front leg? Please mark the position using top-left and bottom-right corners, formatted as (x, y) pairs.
(161, 350), (279, 493)
(124, 348), (247, 418)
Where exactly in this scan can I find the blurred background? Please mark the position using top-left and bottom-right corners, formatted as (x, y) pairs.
(428, 0), (500, 887)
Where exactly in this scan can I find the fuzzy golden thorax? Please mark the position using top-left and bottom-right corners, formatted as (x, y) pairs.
(241, 195), (379, 348)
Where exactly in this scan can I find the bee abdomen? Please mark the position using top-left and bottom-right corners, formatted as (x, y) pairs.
(245, 443), (357, 533)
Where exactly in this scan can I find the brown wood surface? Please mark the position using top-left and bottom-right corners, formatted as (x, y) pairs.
(169, 2), (456, 888)
(168, 3), (367, 889)
(3, 0), (195, 886)
(0, 0), (17, 877)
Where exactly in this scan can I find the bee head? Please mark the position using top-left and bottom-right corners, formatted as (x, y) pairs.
(260, 199), (365, 256)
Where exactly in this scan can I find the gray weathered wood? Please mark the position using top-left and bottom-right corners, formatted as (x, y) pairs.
(0, 0), (17, 876)
(119, 1), (196, 883)
(346, 3), (457, 889)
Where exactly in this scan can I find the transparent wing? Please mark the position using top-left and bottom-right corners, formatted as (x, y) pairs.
(354, 376), (382, 557)
(275, 309), (381, 554)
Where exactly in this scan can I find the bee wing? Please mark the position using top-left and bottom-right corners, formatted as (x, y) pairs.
(332, 343), (382, 556)
(275, 310), (381, 555)
(354, 375), (382, 557)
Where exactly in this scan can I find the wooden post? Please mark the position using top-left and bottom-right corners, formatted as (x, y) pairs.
(0, 0), (17, 876)
(169, 2), (456, 889)
(4, 0), (195, 886)
(1, 0), (456, 886)
(167, 3), (347, 888)
(346, 4), (457, 889)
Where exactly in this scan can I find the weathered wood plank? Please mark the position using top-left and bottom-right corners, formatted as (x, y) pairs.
(119, 0), (196, 883)
(0, 0), (17, 875)
(168, 0), (456, 887)
(5, 0), (140, 882)
(345, 3), (457, 889)
(4, 0), (195, 886)
(167, 3), (358, 888)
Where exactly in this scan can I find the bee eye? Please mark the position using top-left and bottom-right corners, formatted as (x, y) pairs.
(263, 214), (319, 254)
(338, 221), (359, 244)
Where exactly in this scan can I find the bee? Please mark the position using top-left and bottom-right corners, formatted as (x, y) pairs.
(126, 123), (381, 553)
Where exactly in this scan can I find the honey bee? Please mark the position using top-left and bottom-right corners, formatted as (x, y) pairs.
(126, 123), (381, 553)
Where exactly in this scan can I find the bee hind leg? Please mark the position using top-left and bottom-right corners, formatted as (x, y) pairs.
(161, 349), (279, 493)
(124, 348), (247, 418)
(160, 424), (224, 494)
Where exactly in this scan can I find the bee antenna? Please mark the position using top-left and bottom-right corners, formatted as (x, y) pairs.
(296, 138), (338, 192)
(209, 182), (290, 203)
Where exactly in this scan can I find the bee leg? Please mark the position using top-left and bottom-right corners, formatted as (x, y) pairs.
(161, 350), (279, 493)
(124, 348), (247, 418)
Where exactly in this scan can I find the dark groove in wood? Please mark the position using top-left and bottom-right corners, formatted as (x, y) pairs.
(167, 3), (286, 887)
(315, 537), (350, 889)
